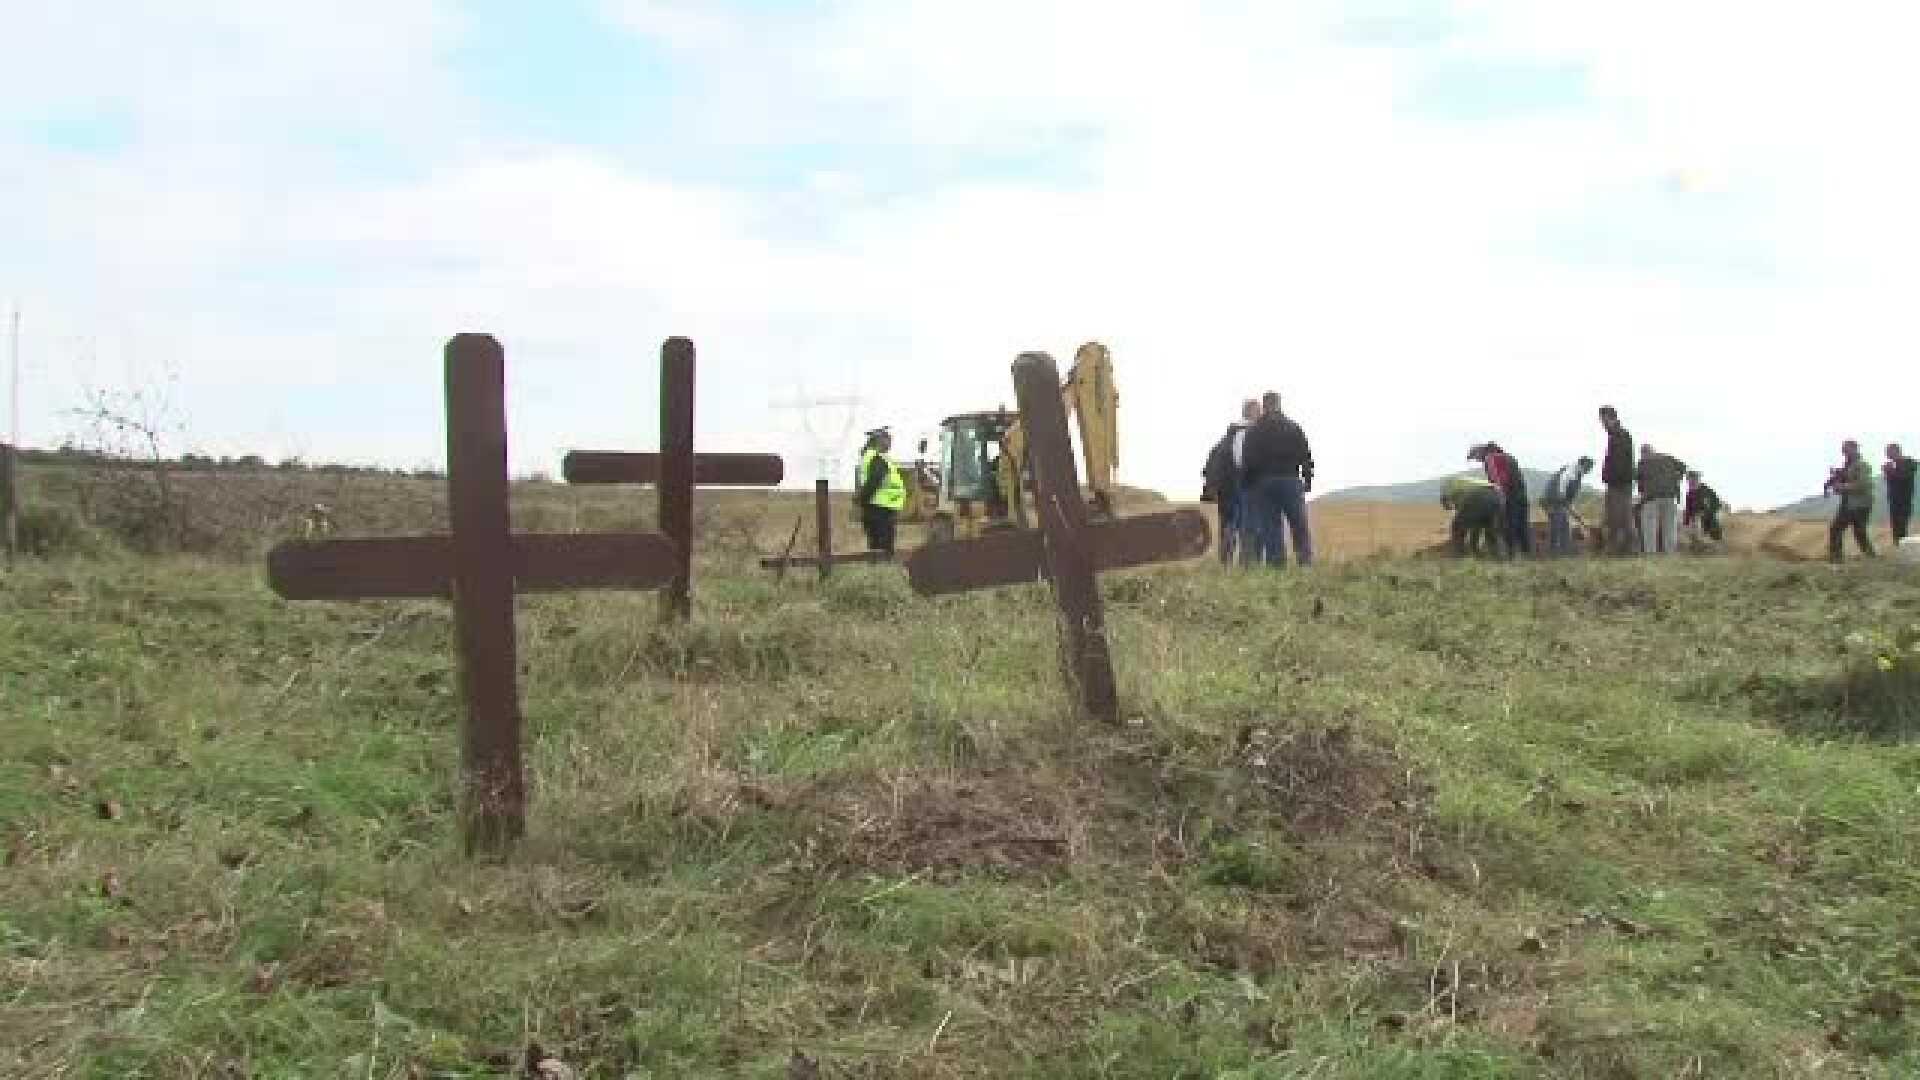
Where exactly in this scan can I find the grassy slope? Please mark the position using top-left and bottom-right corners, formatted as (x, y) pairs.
(3, 554), (1918, 1078)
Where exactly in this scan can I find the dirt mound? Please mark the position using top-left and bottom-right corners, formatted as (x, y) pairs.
(808, 769), (1071, 883)
(755, 718), (1431, 890)
(1230, 720), (1431, 840)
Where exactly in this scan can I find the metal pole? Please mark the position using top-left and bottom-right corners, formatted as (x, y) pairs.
(2, 442), (17, 567)
(659, 338), (696, 622)
(8, 304), (19, 450)
(815, 478), (833, 581)
(5, 307), (18, 566)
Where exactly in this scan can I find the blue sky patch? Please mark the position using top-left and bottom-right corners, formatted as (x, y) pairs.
(1337, 0), (1473, 48)
(32, 106), (132, 154)
(452, 0), (675, 150)
(1401, 53), (1593, 121)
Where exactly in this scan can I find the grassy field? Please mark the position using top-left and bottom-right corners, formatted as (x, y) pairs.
(5, 501), (1919, 1077)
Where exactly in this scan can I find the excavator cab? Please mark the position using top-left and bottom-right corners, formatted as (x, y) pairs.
(925, 410), (1020, 543)
(917, 340), (1118, 545)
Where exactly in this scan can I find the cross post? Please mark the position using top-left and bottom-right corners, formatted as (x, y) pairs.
(563, 337), (784, 621)
(265, 334), (680, 856)
(903, 351), (1212, 724)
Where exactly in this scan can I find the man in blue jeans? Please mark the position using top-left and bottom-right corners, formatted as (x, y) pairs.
(1201, 399), (1261, 565)
(1238, 391), (1315, 567)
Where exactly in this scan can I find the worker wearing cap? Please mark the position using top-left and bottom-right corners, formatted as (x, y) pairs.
(1468, 441), (1531, 557)
(854, 428), (907, 556)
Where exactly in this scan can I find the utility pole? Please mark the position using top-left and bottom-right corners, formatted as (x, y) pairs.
(771, 392), (863, 580)
(8, 303), (19, 449)
(4, 304), (19, 566)
(770, 392), (863, 485)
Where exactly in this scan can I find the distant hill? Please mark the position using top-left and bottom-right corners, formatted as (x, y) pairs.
(1314, 468), (1561, 505)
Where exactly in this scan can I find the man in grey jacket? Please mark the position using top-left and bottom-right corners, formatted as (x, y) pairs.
(1636, 444), (1688, 555)
(1540, 457), (1593, 557)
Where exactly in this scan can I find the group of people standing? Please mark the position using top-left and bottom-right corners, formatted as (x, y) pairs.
(1591, 405), (1720, 557)
(1822, 439), (1915, 561)
(1445, 407), (1917, 564)
(1201, 393), (1317, 567)
(1438, 407), (1719, 559)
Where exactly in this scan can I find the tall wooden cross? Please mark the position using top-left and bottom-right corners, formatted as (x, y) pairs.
(265, 334), (680, 856)
(904, 351), (1211, 724)
(562, 337), (785, 621)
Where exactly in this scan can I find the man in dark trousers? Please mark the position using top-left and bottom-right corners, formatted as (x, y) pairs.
(853, 427), (907, 556)
(1827, 439), (1876, 562)
(1441, 475), (1505, 558)
(1469, 441), (1532, 557)
(1683, 471), (1724, 544)
(1238, 391), (1315, 568)
(1540, 456), (1593, 557)
(1201, 399), (1261, 565)
(1598, 406), (1635, 556)
(1884, 442), (1916, 543)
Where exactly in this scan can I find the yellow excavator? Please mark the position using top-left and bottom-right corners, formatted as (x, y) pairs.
(903, 341), (1119, 544)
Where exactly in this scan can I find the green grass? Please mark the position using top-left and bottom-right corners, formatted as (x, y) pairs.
(4, 552), (1918, 1077)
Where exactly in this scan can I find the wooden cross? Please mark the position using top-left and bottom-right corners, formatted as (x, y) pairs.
(757, 478), (893, 577)
(562, 337), (785, 621)
(904, 351), (1211, 724)
(265, 334), (680, 856)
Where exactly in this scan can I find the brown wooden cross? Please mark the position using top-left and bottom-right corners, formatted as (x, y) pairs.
(265, 334), (680, 856)
(904, 351), (1211, 724)
(757, 478), (893, 577)
(562, 336), (784, 621)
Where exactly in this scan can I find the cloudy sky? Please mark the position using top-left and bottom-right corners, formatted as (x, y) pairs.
(4, 0), (1916, 508)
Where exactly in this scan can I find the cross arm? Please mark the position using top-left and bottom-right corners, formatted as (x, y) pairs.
(267, 532), (682, 600)
(903, 508), (1211, 596)
(562, 451), (785, 487)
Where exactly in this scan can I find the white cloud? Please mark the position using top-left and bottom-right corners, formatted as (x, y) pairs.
(4, 0), (1917, 515)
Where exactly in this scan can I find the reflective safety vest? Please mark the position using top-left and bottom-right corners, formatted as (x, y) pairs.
(859, 448), (907, 510)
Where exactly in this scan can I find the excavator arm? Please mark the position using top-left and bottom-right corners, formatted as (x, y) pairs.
(997, 341), (1119, 520)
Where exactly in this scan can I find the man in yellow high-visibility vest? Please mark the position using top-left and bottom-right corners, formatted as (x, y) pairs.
(854, 427), (907, 556)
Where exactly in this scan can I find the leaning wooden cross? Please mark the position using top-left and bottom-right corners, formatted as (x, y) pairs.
(562, 336), (784, 621)
(266, 334), (680, 856)
(758, 478), (894, 578)
(905, 351), (1211, 724)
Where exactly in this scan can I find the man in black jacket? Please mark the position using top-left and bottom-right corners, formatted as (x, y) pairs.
(1201, 399), (1261, 565)
(1683, 471), (1724, 544)
(1238, 391), (1315, 568)
(1598, 406), (1635, 556)
(1885, 443), (1916, 543)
